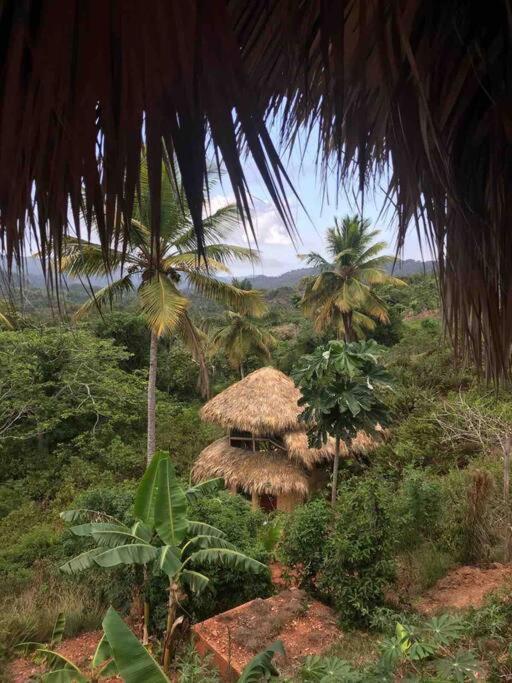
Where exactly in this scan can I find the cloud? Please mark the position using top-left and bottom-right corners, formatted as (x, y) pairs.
(207, 194), (293, 247)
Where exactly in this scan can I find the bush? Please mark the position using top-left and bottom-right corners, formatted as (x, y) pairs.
(279, 498), (332, 583)
(393, 468), (443, 551)
(317, 477), (396, 626)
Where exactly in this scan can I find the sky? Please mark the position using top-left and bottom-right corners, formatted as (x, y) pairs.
(211, 129), (432, 277)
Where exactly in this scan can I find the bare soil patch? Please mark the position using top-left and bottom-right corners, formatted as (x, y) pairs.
(192, 588), (341, 679)
(416, 563), (512, 614)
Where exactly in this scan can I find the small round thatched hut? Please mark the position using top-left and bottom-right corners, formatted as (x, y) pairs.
(192, 367), (379, 512)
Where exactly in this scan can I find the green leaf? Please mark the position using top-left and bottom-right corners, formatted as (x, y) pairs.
(300, 655), (362, 682)
(154, 457), (188, 546)
(424, 614), (465, 646)
(187, 521), (227, 539)
(50, 613), (66, 647)
(36, 650), (85, 679)
(435, 649), (481, 682)
(131, 521), (153, 543)
(134, 451), (167, 526)
(93, 543), (158, 568)
(102, 607), (170, 683)
(185, 478), (224, 503)
(92, 633), (117, 677)
(60, 509), (122, 525)
(180, 570), (210, 594)
(59, 548), (104, 574)
(156, 545), (182, 578)
(187, 548), (268, 575)
(238, 641), (285, 682)
(182, 535), (236, 556)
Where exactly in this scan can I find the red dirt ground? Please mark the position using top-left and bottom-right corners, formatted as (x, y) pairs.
(416, 563), (512, 614)
(192, 588), (341, 679)
(7, 629), (119, 682)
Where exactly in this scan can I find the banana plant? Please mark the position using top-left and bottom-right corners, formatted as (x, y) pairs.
(21, 607), (284, 682)
(60, 453), (269, 670)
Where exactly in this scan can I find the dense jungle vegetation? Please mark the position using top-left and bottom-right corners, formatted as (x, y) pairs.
(2, 263), (512, 682)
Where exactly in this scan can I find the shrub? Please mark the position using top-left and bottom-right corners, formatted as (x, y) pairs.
(317, 477), (396, 626)
(279, 498), (332, 583)
(393, 468), (443, 551)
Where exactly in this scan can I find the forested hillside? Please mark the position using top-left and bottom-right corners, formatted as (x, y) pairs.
(2, 266), (512, 681)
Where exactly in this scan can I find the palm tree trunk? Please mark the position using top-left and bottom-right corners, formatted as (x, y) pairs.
(342, 312), (355, 342)
(331, 435), (341, 506)
(147, 330), (158, 466)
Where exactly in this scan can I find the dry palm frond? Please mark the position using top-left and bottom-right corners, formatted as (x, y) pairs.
(1, 2), (512, 376)
(192, 437), (310, 497)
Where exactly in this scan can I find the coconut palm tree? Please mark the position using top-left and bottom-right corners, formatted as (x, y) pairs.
(210, 311), (277, 378)
(300, 216), (405, 342)
(61, 156), (264, 466)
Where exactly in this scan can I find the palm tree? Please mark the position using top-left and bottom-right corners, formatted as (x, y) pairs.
(210, 311), (276, 378)
(61, 155), (264, 466)
(300, 216), (405, 341)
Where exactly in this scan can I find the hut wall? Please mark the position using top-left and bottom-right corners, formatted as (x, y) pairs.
(277, 492), (303, 512)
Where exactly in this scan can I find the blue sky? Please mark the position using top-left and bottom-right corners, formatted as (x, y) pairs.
(213, 129), (431, 277)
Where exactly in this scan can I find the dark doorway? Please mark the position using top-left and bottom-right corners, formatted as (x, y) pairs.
(259, 494), (277, 512)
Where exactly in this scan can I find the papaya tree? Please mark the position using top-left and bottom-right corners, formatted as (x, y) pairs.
(60, 453), (268, 670)
(292, 339), (392, 505)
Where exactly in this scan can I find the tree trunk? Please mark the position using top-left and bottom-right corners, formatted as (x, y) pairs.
(331, 436), (341, 506)
(503, 436), (512, 562)
(163, 582), (178, 671)
(147, 330), (158, 466)
(142, 567), (150, 645)
(342, 312), (355, 342)
(240, 362), (245, 378)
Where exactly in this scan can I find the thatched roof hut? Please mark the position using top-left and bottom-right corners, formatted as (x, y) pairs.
(193, 367), (380, 512)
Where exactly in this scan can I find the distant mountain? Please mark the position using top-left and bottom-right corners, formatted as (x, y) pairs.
(2, 257), (435, 292)
(245, 259), (435, 290)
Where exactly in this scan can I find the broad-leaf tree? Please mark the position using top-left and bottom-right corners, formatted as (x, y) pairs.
(210, 311), (276, 378)
(60, 153), (265, 465)
(300, 216), (405, 342)
(60, 453), (268, 670)
(292, 339), (392, 504)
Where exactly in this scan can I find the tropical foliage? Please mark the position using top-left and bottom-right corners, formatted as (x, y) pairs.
(60, 452), (268, 668)
(293, 339), (392, 503)
(300, 216), (404, 341)
(60, 152), (264, 463)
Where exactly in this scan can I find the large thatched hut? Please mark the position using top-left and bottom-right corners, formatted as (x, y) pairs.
(192, 367), (377, 512)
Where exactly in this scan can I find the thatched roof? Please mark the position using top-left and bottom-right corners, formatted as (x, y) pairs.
(283, 431), (343, 469)
(192, 438), (310, 497)
(2, 2), (509, 376)
(201, 367), (303, 436)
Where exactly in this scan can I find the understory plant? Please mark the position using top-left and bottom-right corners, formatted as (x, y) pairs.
(297, 614), (482, 682)
(18, 608), (284, 682)
(60, 453), (268, 670)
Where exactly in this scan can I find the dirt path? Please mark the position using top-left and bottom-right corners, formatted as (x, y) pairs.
(416, 563), (512, 614)
(7, 630), (119, 683)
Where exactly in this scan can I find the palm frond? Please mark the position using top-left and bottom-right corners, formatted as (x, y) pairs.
(138, 274), (189, 337)
(73, 274), (135, 321)
(175, 310), (210, 398)
(187, 271), (267, 316)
